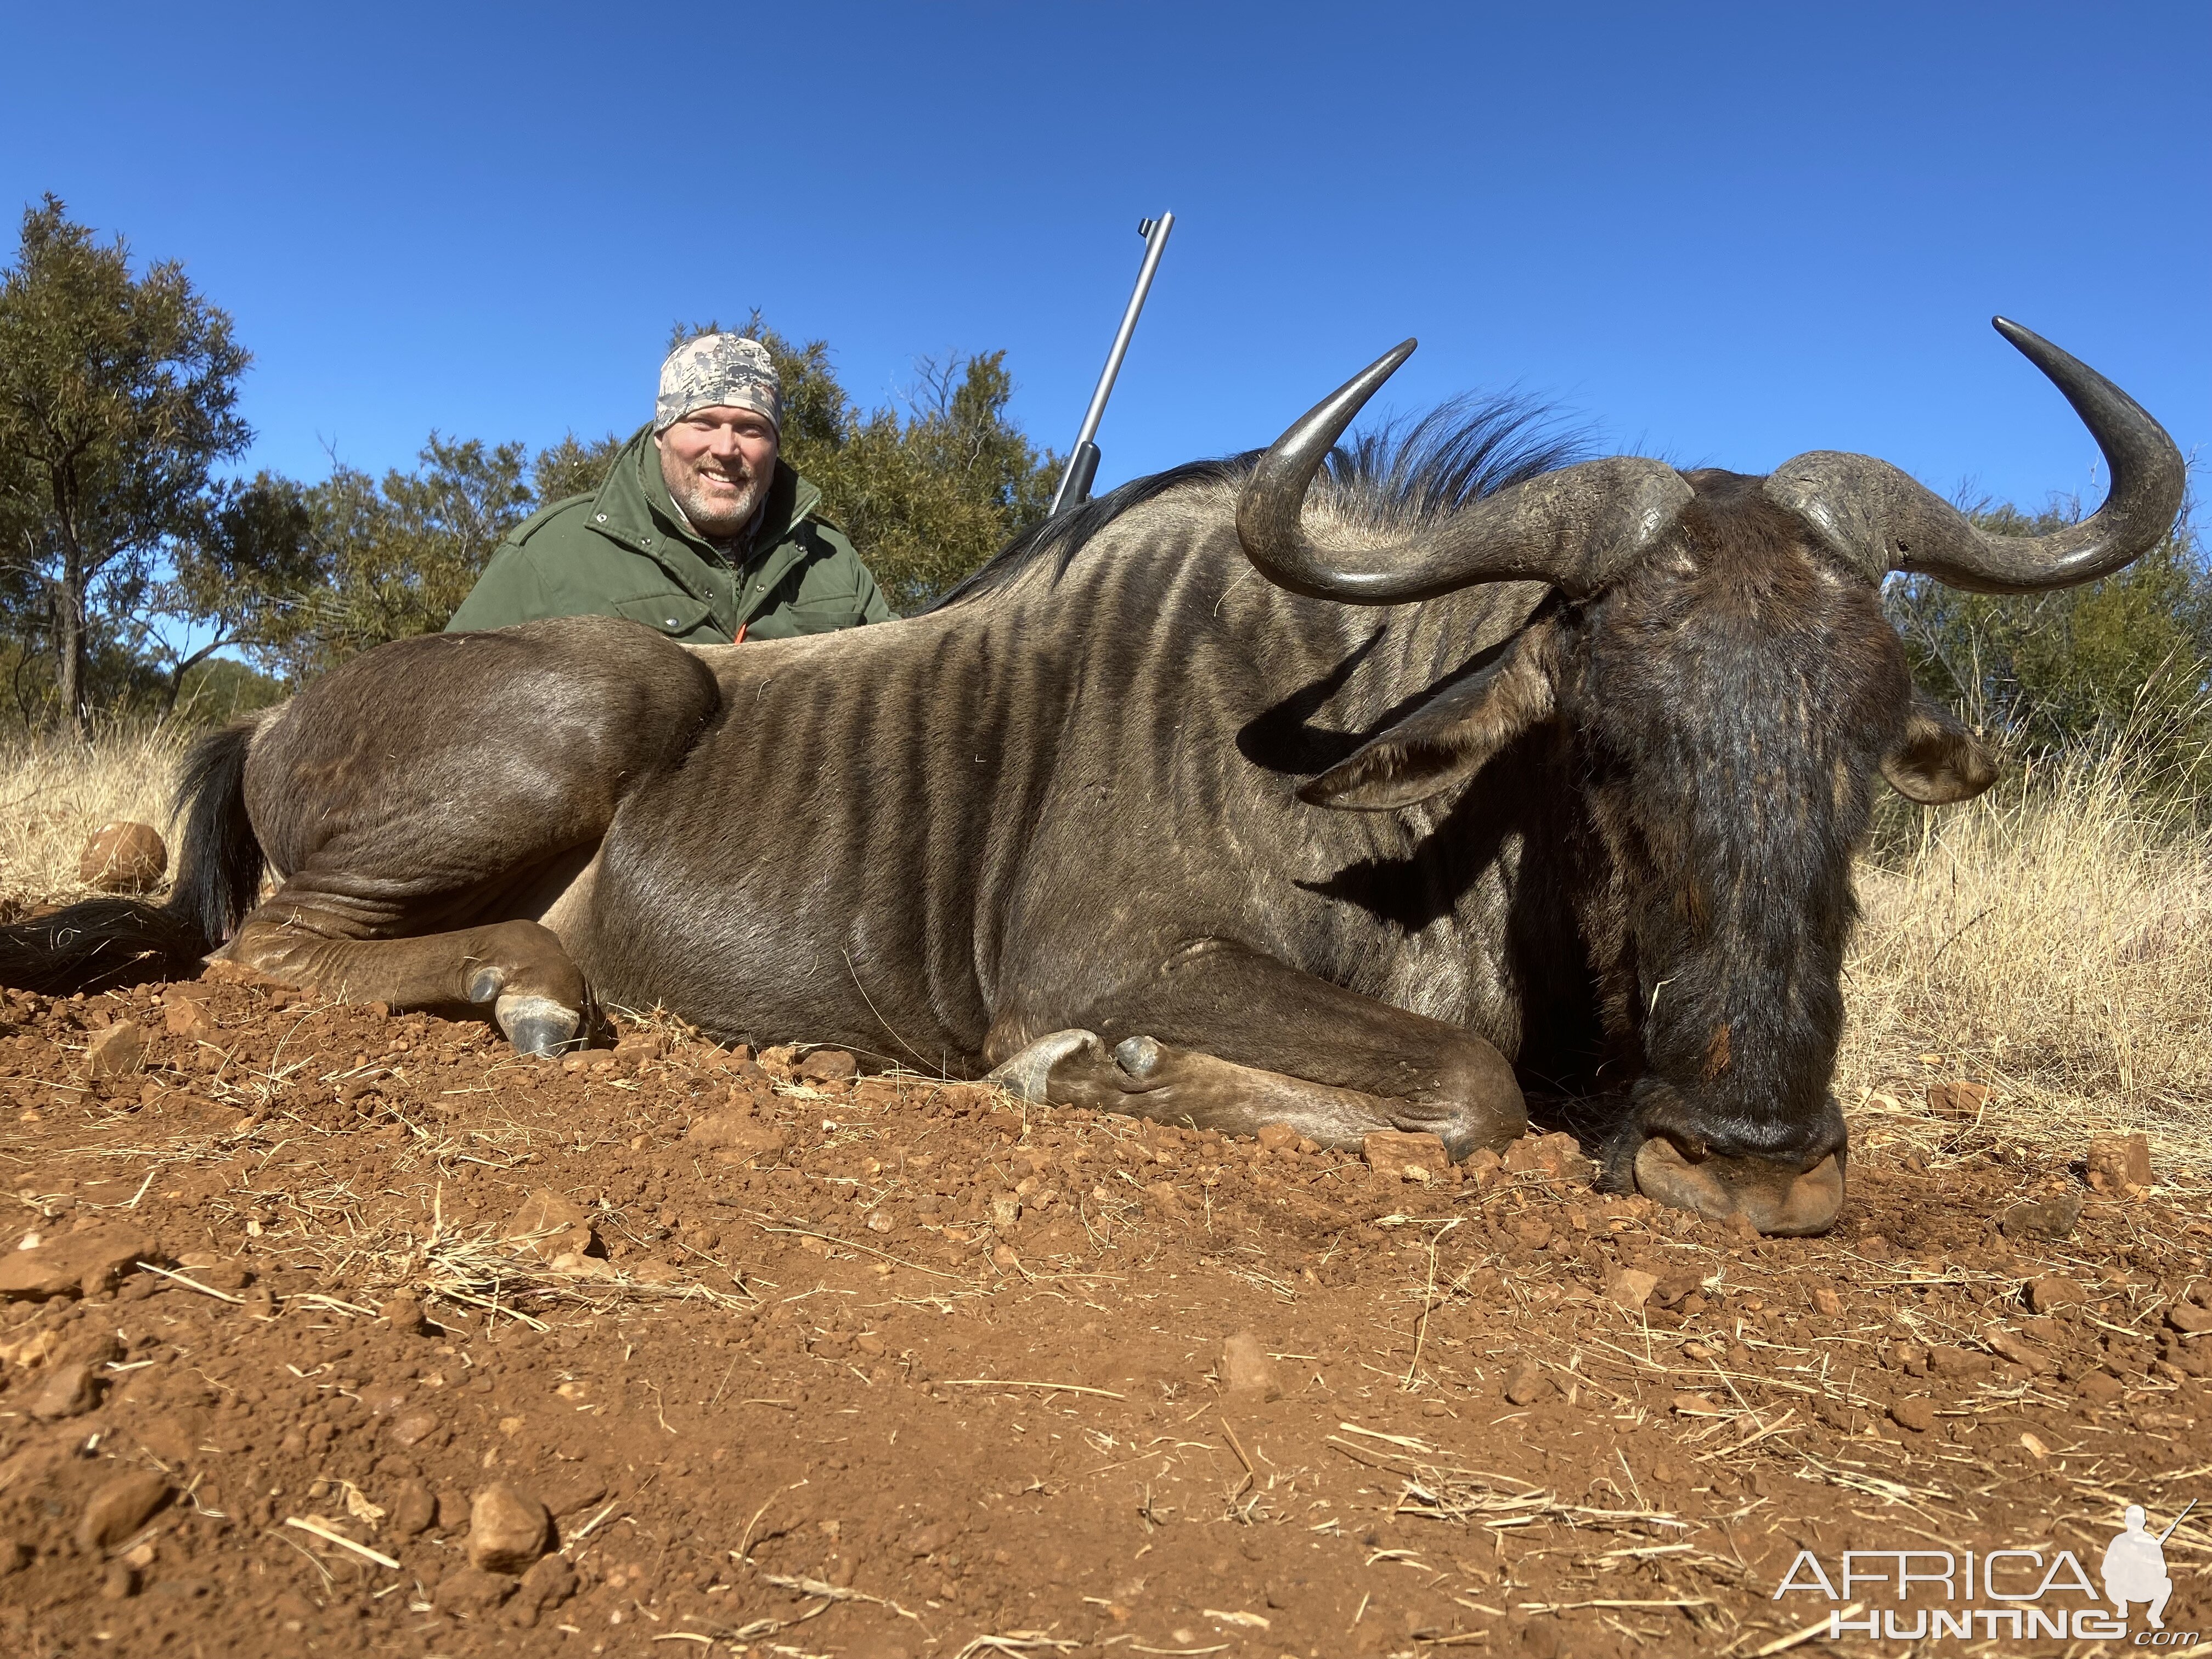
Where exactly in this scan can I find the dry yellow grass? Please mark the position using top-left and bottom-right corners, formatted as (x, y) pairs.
(0, 723), (190, 910)
(1840, 740), (2212, 1178)
(3, 723), (2207, 1178)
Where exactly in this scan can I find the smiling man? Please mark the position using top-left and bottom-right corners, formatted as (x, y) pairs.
(447, 334), (893, 641)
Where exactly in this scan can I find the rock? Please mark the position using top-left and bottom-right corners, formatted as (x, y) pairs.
(171, 1254), (249, 1291)
(1889, 1397), (1936, 1434)
(83, 1022), (144, 1079)
(1926, 1079), (1990, 1119)
(100, 1560), (139, 1599)
(466, 1482), (550, 1573)
(1810, 1286), (1842, 1317)
(988, 1194), (1022, 1231)
(161, 994), (216, 1041)
(2079, 1370), (2126, 1406)
(29, 1360), (100, 1420)
(1502, 1131), (1594, 1181)
(381, 1293), (424, 1335)
(1985, 1328), (2054, 1375)
(436, 1566), (516, 1615)
(2027, 1276), (2087, 1314)
(1503, 1361), (1548, 1406)
(685, 1108), (786, 1161)
(2085, 1133), (2153, 1197)
(797, 1047), (859, 1084)
(80, 822), (167, 894)
(2165, 1294), (2212, 1336)
(390, 1480), (436, 1537)
(508, 1551), (578, 1627)
(506, 1189), (594, 1261)
(1218, 1331), (1282, 1400)
(389, 1410), (442, 1447)
(1605, 1268), (1660, 1311)
(436, 1489), (471, 1531)
(1255, 1122), (1300, 1153)
(0, 1224), (153, 1300)
(1998, 1195), (2083, 1241)
(548, 1252), (615, 1280)
(535, 1471), (606, 1518)
(76, 1471), (172, 1551)
(1362, 1130), (1450, 1181)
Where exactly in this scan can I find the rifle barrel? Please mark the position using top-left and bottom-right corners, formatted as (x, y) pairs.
(1050, 212), (1174, 516)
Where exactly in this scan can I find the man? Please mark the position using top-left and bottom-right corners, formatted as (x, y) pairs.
(2102, 1504), (2174, 1629)
(447, 334), (893, 640)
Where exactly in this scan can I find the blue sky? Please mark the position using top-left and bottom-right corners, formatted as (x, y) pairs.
(3, 2), (2205, 516)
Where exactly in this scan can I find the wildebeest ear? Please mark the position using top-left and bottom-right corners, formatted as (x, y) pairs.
(1300, 632), (1557, 811)
(1881, 690), (1998, 804)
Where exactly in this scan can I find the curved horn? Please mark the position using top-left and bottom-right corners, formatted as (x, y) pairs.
(1764, 318), (2185, 595)
(1235, 341), (1694, 603)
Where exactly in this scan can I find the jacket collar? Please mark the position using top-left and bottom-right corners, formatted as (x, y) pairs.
(584, 426), (823, 608)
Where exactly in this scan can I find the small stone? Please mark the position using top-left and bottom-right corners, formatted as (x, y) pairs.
(390, 1480), (436, 1536)
(796, 1048), (858, 1084)
(382, 1293), (425, 1335)
(436, 1565), (516, 1615)
(100, 1560), (139, 1599)
(2078, 1370), (2125, 1406)
(29, 1359), (99, 1420)
(534, 1472), (606, 1517)
(1999, 1195), (2083, 1241)
(1362, 1130), (1449, 1179)
(436, 1489), (471, 1531)
(685, 1108), (786, 1161)
(77, 1471), (172, 1551)
(1985, 1328), (2054, 1375)
(1889, 1397), (1936, 1434)
(505, 1188), (594, 1261)
(1503, 1361), (1548, 1406)
(390, 1410), (441, 1447)
(508, 1551), (578, 1627)
(1811, 1286), (1843, 1317)
(162, 996), (215, 1041)
(83, 1021), (144, 1079)
(0, 1224), (153, 1300)
(989, 1194), (1022, 1231)
(466, 1482), (550, 1573)
(2165, 1294), (2212, 1336)
(1502, 1131), (1595, 1181)
(865, 1210), (894, 1234)
(548, 1252), (616, 1280)
(1926, 1079), (1990, 1119)
(1218, 1331), (1282, 1400)
(1255, 1122), (1300, 1153)
(80, 822), (167, 894)
(2027, 1276), (2087, 1314)
(2085, 1133), (2154, 1197)
(1606, 1268), (1660, 1311)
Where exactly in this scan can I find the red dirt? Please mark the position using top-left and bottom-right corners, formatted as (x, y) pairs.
(1, 978), (2206, 1657)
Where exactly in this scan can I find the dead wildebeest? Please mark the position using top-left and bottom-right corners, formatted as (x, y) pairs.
(4, 319), (2181, 1234)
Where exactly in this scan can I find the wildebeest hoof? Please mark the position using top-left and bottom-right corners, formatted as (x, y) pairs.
(985, 1029), (1105, 1103)
(495, 993), (583, 1058)
(1633, 1136), (1845, 1236)
(1112, 1036), (1164, 1081)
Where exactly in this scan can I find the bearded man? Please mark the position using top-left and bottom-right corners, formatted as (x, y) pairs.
(447, 334), (893, 640)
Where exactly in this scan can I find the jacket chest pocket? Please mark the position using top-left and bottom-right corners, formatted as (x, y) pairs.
(607, 593), (718, 637)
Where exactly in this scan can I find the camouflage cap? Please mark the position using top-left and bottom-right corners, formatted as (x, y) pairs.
(654, 334), (782, 434)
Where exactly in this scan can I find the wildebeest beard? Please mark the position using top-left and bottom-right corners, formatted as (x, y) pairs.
(0, 320), (2176, 1239)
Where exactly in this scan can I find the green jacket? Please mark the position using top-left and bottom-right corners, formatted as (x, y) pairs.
(446, 427), (893, 641)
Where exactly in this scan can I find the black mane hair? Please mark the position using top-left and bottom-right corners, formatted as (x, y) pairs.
(929, 392), (1588, 612)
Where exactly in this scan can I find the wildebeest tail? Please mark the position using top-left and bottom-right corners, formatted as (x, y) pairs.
(0, 715), (267, 995)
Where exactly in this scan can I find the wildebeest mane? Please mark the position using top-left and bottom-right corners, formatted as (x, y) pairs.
(930, 393), (1586, 611)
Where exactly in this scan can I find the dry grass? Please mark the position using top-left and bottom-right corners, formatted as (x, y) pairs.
(4, 724), (2207, 1176)
(1839, 736), (2212, 1177)
(0, 723), (189, 909)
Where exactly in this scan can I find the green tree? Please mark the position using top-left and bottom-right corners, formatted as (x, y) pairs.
(1886, 499), (2212, 778)
(670, 319), (1058, 612)
(0, 195), (252, 733)
(262, 434), (532, 680)
(532, 430), (624, 504)
(143, 472), (317, 716)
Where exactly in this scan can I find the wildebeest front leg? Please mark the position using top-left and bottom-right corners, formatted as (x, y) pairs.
(985, 941), (1526, 1159)
(219, 908), (590, 1055)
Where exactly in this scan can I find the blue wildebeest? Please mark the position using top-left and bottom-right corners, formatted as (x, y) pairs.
(3, 320), (2182, 1234)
